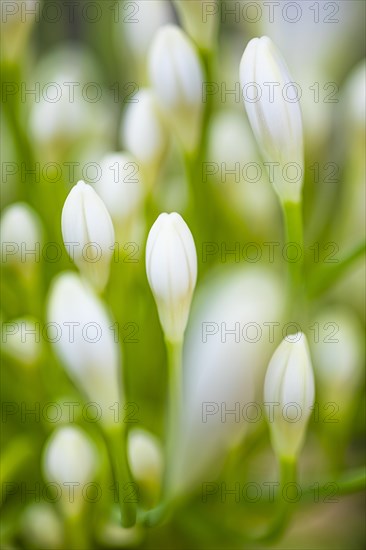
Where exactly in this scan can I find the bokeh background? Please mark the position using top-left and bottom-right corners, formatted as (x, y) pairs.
(1, 1), (365, 548)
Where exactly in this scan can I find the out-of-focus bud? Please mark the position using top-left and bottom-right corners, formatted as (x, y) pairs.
(171, 267), (285, 495)
(1, 1), (38, 62)
(239, 36), (304, 204)
(21, 503), (63, 549)
(207, 109), (277, 233)
(94, 152), (144, 236)
(146, 213), (197, 343)
(338, 61), (366, 249)
(61, 180), (115, 292)
(1, 316), (42, 368)
(310, 306), (364, 413)
(264, 333), (315, 460)
(0, 202), (42, 282)
(43, 425), (98, 516)
(121, 0), (173, 60)
(148, 25), (204, 155)
(29, 45), (114, 162)
(121, 89), (167, 188)
(47, 272), (122, 429)
(173, 0), (219, 51)
(128, 428), (163, 501)
(98, 507), (144, 548)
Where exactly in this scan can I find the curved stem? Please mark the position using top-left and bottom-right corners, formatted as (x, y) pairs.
(104, 428), (137, 528)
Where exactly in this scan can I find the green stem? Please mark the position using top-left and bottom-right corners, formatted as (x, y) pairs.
(282, 201), (305, 321)
(164, 339), (183, 495)
(64, 512), (89, 550)
(259, 455), (298, 542)
(138, 339), (183, 528)
(104, 428), (137, 528)
(308, 240), (365, 298)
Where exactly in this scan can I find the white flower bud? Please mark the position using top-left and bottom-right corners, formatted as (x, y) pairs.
(61, 180), (115, 292)
(146, 213), (197, 343)
(171, 267), (285, 495)
(310, 306), (364, 411)
(43, 425), (98, 516)
(121, 89), (167, 186)
(93, 152), (143, 226)
(148, 25), (204, 154)
(127, 428), (163, 487)
(173, 0), (219, 51)
(47, 272), (122, 429)
(1, 317), (42, 368)
(0, 202), (42, 280)
(264, 333), (315, 460)
(239, 36), (304, 203)
(29, 45), (114, 161)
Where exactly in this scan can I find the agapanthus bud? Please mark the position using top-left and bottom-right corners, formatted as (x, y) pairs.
(61, 180), (115, 292)
(146, 213), (197, 343)
(128, 428), (163, 489)
(173, 0), (219, 51)
(310, 306), (364, 410)
(121, 89), (167, 187)
(171, 267), (285, 495)
(0, 202), (42, 281)
(43, 425), (98, 516)
(47, 272), (122, 428)
(264, 333), (315, 460)
(29, 45), (113, 161)
(93, 153), (143, 227)
(1, 317), (42, 368)
(239, 36), (304, 203)
(148, 25), (204, 154)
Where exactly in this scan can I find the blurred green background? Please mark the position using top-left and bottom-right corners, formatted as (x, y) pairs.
(1, 1), (365, 548)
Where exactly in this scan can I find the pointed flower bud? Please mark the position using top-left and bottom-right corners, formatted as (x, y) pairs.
(0, 202), (42, 281)
(47, 272), (122, 429)
(173, 0), (219, 51)
(43, 425), (98, 515)
(146, 213), (197, 343)
(121, 89), (167, 187)
(61, 180), (115, 292)
(240, 36), (304, 203)
(94, 152), (144, 227)
(264, 333), (315, 460)
(148, 25), (204, 154)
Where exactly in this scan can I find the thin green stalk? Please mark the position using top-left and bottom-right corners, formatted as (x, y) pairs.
(140, 339), (183, 528)
(258, 456), (298, 542)
(64, 512), (89, 549)
(282, 201), (305, 320)
(104, 428), (137, 528)
(164, 339), (183, 494)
